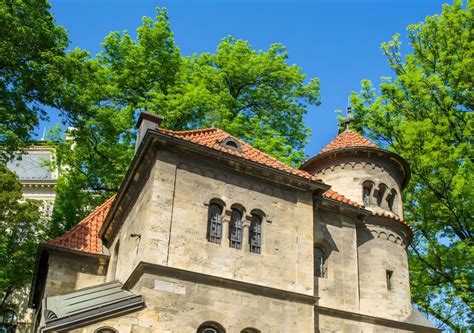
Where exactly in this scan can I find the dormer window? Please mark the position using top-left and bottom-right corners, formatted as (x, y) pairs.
(220, 137), (243, 152)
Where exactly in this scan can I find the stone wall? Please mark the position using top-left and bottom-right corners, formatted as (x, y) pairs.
(70, 272), (314, 333)
(43, 252), (107, 298)
(166, 153), (314, 295)
(314, 206), (360, 312)
(108, 147), (315, 296)
(310, 155), (404, 218)
(357, 225), (411, 320)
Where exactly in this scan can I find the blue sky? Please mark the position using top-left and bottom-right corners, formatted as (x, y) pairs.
(48, 0), (447, 155)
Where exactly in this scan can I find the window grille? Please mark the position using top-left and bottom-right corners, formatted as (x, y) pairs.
(229, 209), (243, 249)
(314, 246), (327, 278)
(207, 203), (223, 244)
(249, 214), (262, 253)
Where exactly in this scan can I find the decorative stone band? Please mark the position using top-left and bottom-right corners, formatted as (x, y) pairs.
(315, 305), (440, 332)
(365, 224), (408, 248)
(124, 261), (318, 305)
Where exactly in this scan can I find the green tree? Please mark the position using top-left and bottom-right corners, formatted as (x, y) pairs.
(49, 8), (320, 234)
(0, 164), (43, 308)
(349, 2), (473, 330)
(0, 0), (93, 162)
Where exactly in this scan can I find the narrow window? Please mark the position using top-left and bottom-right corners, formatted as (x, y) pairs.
(376, 184), (387, 206)
(198, 322), (225, 333)
(229, 209), (243, 249)
(386, 270), (393, 290)
(386, 189), (397, 212)
(207, 203), (223, 244)
(314, 246), (327, 278)
(249, 214), (262, 253)
(362, 181), (374, 206)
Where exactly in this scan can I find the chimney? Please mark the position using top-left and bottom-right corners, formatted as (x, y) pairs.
(135, 111), (164, 152)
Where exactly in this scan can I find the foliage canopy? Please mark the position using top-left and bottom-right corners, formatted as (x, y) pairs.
(49, 8), (321, 233)
(350, 2), (473, 330)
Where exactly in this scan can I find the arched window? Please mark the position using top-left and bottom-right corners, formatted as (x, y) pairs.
(362, 181), (374, 206)
(314, 246), (327, 278)
(241, 328), (261, 333)
(95, 327), (118, 333)
(207, 203), (223, 244)
(220, 137), (242, 152)
(0, 309), (18, 333)
(249, 214), (262, 253)
(198, 321), (225, 333)
(376, 184), (387, 206)
(386, 189), (397, 212)
(229, 208), (243, 249)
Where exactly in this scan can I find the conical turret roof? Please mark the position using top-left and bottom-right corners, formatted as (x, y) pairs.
(319, 130), (377, 154)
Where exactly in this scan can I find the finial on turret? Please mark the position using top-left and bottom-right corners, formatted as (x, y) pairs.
(338, 105), (354, 133)
(344, 106), (354, 132)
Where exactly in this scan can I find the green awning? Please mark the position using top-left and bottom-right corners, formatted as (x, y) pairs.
(38, 281), (144, 332)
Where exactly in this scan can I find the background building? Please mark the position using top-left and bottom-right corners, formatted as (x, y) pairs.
(3, 143), (57, 333)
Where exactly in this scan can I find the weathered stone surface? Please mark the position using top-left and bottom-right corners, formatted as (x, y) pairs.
(33, 137), (436, 332)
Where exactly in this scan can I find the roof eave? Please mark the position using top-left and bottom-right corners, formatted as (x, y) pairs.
(301, 146), (411, 189)
(100, 129), (330, 241)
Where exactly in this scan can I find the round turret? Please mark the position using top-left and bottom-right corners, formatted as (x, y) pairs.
(303, 129), (414, 321)
(301, 130), (410, 219)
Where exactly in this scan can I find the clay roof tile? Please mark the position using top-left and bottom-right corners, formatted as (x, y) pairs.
(49, 195), (115, 254)
(320, 130), (377, 154)
(158, 128), (321, 182)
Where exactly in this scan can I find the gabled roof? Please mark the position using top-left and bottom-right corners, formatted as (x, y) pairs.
(40, 281), (144, 332)
(319, 130), (377, 154)
(158, 128), (321, 182)
(49, 195), (115, 254)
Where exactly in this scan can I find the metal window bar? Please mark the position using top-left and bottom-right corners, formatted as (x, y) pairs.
(207, 204), (222, 244)
(314, 247), (326, 278)
(249, 214), (261, 253)
(229, 209), (242, 249)
(363, 186), (371, 206)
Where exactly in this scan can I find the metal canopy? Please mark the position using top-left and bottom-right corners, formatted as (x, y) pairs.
(38, 281), (144, 332)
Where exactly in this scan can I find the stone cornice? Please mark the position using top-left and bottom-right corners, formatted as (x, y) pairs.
(124, 261), (318, 305)
(315, 305), (440, 332)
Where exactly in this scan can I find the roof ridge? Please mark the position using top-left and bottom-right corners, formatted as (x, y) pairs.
(157, 127), (320, 182)
(158, 127), (220, 135)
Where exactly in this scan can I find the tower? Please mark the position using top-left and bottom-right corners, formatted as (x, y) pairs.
(301, 124), (413, 321)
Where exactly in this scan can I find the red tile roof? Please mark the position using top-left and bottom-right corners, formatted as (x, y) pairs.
(49, 195), (115, 254)
(323, 189), (363, 208)
(320, 130), (377, 154)
(159, 128), (321, 182)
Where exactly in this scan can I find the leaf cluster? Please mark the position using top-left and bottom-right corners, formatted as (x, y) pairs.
(350, 1), (473, 330)
(48, 8), (320, 232)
